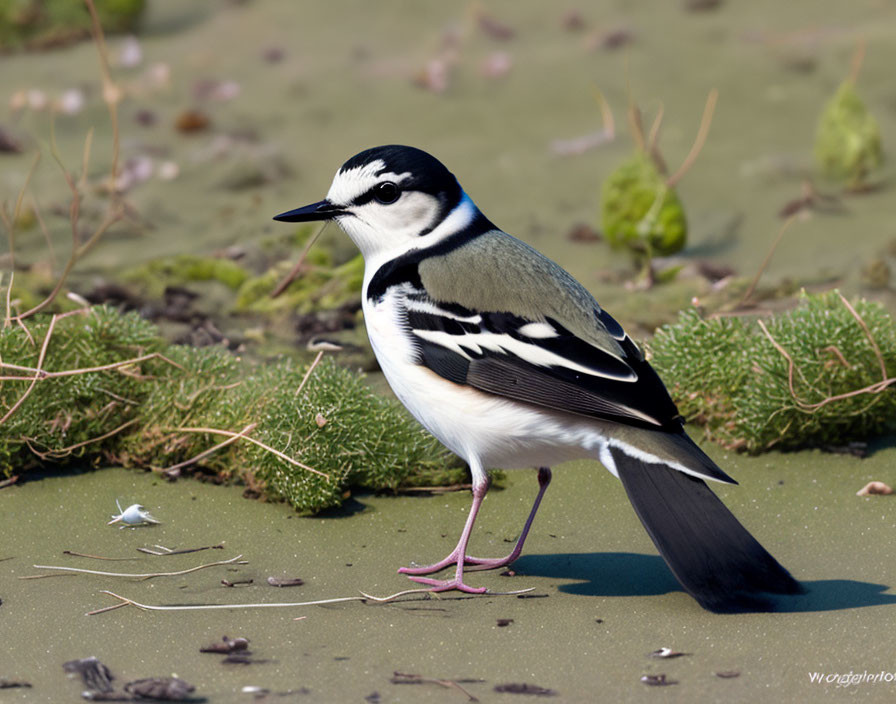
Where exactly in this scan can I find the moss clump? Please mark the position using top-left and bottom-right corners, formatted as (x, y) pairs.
(601, 153), (687, 264)
(0, 306), (464, 512)
(814, 81), (883, 188)
(649, 291), (896, 452)
(235, 253), (364, 314)
(122, 255), (249, 299)
(0, 0), (145, 50)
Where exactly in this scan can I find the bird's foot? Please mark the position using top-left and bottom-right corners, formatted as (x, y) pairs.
(463, 553), (518, 572)
(398, 551), (516, 576)
(398, 554), (460, 577)
(403, 574), (489, 594)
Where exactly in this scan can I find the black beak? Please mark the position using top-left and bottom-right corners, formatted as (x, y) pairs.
(272, 199), (345, 223)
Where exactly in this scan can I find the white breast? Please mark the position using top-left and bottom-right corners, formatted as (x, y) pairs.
(361, 286), (611, 478)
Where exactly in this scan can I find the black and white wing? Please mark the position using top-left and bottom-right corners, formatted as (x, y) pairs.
(402, 295), (682, 431)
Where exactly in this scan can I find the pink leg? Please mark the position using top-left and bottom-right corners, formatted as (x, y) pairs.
(398, 474), (490, 593)
(466, 466), (551, 572)
(398, 467), (552, 590)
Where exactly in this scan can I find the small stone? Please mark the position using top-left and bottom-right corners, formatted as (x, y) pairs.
(640, 674), (677, 686)
(267, 576), (305, 587)
(175, 109), (211, 134)
(857, 481), (893, 497)
(124, 677), (195, 700)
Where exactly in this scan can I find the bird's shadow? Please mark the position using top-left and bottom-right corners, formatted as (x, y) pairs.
(513, 552), (896, 613)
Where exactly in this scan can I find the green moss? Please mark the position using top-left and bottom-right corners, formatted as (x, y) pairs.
(0, 306), (462, 512)
(601, 153), (687, 263)
(123, 254), (249, 298)
(649, 292), (896, 452)
(814, 81), (883, 187)
(0, 0), (145, 50)
(235, 253), (364, 314)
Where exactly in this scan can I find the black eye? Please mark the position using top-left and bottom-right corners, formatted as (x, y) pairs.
(373, 181), (400, 204)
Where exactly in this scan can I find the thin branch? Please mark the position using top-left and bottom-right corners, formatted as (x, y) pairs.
(295, 350), (325, 396)
(88, 584), (534, 616)
(391, 672), (480, 702)
(666, 88), (718, 188)
(738, 214), (796, 307)
(14, 315), (36, 347)
(170, 427), (328, 479)
(136, 543), (224, 556)
(270, 223), (327, 298)
(848, 38), (867, 85)
(3, 151), (42, 275)
(592, 84), (615, 140)
(24, 418), (139, 460)
(359, 586), (535, 602)
(160, 423), (257, 475)
(85, 0), (120, 185)
(627, 102), (646, 153)
(3, 271), (12, 327)
(88, 590), (367, 615)
(836, 290), (887, 381)
(757, 318), (896, 412)
(647, 102), (664, 153)
(26, 554), (245, 581)
(63, 550), (136, 561)
(0, 351), (184, 381)
(11, 1), (122, 323)
(0, 313), (58, 425)
(30, 195), (56, 269)
(78, 128), (94, 193)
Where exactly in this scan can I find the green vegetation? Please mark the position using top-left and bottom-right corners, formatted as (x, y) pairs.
(601, 153), (687, 263)
(234, 254), (364, 314)
(814, 81), (884, 189)
(0, 0), (145, 50)
(0, 306), (465, 512)
(599, 92), (716, 284)
(649, 291), (896, 452)
(123, 254), (250, 298)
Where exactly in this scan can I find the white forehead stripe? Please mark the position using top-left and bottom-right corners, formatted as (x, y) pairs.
(327, 159), (411, 205)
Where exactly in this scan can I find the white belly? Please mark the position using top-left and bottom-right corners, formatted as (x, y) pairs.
(362, 290), (609, 474)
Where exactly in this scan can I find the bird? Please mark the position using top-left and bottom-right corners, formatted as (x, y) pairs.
(273, 144), (803, 612)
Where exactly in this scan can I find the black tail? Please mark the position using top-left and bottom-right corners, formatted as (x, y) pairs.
(611, 447), (804, 612)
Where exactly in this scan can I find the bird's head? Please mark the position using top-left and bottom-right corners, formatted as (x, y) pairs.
(274, 145), (483, 261)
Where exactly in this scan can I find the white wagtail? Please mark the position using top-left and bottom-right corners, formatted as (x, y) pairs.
(274, 145), (803, 612)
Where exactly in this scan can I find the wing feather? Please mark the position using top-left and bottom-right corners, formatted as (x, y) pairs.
(404, 297), (681, 430)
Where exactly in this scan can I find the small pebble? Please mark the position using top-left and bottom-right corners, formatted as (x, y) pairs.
(175, 110), (211, 133)
(267, 576), (305, 587)
(641, 674), (677, 686)
(857, 481), (892, 497)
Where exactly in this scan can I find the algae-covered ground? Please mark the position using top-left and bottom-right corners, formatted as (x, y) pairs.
(2, 1), (896, 701)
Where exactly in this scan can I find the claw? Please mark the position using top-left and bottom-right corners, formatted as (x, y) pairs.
(405, 575), (489, 594)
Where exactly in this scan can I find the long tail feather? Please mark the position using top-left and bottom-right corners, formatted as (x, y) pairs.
(611, 446), (803, 612)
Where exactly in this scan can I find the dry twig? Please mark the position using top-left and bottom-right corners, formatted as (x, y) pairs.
(756, 296), (896, 413)
(169, 426), (327, 479)
(25, 554), (246, 581)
